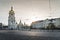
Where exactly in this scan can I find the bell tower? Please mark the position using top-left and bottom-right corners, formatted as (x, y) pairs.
(8, 6), (17, 30)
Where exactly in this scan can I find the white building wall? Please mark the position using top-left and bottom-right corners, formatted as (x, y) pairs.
(43, 19), (51, 28)
(53, 18), (60, 28)
(31, 21), (44, 28)
(31, 18), (60, 29)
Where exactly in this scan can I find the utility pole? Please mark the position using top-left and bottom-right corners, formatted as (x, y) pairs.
(49, 0), (52, 19)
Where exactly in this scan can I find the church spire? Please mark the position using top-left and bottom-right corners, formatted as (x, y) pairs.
(11, 6), (13, 11)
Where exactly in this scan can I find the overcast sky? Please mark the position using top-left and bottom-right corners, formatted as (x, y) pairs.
(0, 0), (60, 25)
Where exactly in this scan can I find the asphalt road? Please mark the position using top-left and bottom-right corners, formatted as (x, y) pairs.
(0, 30), (60, 40)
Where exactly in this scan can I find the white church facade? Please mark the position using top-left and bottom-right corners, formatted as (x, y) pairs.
(17, 20), (23, 30)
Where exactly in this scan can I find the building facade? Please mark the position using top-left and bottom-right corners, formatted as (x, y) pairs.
(31, 20), (44, 29)
(31, 18), (60, 29)
(8, 6), (17, 30)
(17, 20), (23, 30)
